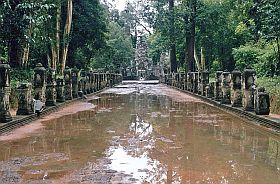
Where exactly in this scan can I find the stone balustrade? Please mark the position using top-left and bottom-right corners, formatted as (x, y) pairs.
(0, 62), (123, 124)
(17, 83), (33, 115)
(163, 67), (270, 116)
(0, 62), (12, 123)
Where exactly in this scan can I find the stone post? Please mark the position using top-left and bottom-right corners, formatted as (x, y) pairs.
(17, 83), (33, 115)
(171, 72), (175, 87)
(106, 72), (110, 87)
(193, 72), (199, 94)
(34, 63), (46, 102)
(97, 73), (101, 90)
(206, 82), (215, 98)
(221, 71), (231, 104)
(197, 72), (202, 95)
(110, 73), (114, 87)
(255, 87), (270, 115)
(93, 73), (97, 91)
(80, 69), (87, 94)
(0, 63), (12, 123)
(45, 68), (56, 106)
(86, 71), (91, 94)
(201, 70), (209, 96)
(64, 66), (73, 100)
(102, 73), (105, 89)
(186, 72), (192, 91)
(94, 73), (98, 91)
(176, 73), (179, 88)
(180, 73), (185, 90)
(101, 73), (105, 89)
(56, 79), (65, 102)
(231, 69), (242, 107)
(242, 67), (256, 111)
(214, 70), (223, 101)
(72, 67), (79, 98)
(90, 70), (94, 93)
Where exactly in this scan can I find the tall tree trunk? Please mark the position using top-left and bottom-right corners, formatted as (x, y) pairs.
(60, 0), (73, 74)
(8, 37), (21, 68)
(21, 23), (33, 68)
(169, 0), (177, 73)
(51, 1), (62, 70)
(8, 0), (22, 68)
(186, 0), (196, 72)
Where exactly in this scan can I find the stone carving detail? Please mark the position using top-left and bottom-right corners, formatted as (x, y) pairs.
(214, 70), (223, 101)
(231, 70), (242, 107)
(17, 83), (33, 115)
(221, 71), (231, 104)
(34, 63), (46, 103)
(193, 72), (199, 93)
(64, 67), (73, 100)
(242, 67), (256, 111)
(201, 70), (209, 96)
(255, 87), (270, 115)
(72, 67), (79, 98)
(46, 68), (56, 106)
(80, 70), (87, 94)
(0, 63), (12, 123)
(56, 79), (65, 102)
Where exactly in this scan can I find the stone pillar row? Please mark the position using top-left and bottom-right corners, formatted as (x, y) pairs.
(164, 67), (270, 115)
(0, 62), (123, 124)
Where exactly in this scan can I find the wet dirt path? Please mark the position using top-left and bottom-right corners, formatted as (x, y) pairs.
(0, 84), (280, 183)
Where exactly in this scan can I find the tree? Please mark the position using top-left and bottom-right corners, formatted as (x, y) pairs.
(0, 0), (56, 68)
(169, 0), (177, 72)
(90, 21), (134, 71)
(259, 0), (280, 75)
(67, 0), (107, 69)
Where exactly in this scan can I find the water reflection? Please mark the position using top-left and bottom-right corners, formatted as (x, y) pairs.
(0, 85), (279, 183)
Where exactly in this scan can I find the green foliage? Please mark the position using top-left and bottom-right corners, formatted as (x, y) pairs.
(68, 0), (107, 68)
(257, 77), (280, 113)
(233, 40), (276, 76)
(0, 0), (56, 67)
(10, 68), (34, 87)
(90, 21), (134, 71)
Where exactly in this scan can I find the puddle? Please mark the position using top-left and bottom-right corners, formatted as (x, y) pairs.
(0, 84), (280, 183)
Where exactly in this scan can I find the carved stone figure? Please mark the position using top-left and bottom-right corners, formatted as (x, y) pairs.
(214, 70), (223, 101)
(17, 83), (33, 115)
(231, 69), (242, 107)
(242, 67), (256, 111)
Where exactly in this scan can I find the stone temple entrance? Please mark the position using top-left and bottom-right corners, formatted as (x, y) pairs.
(123, 36), (161, 81)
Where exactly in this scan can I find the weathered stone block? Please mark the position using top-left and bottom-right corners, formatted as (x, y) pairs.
(72, 67), (79, 98)
(214, 70), (223, 101)
(34, 63), (46, 103)
(56, 78), (65, 102)
(221, 71), (231, 104)
(0, 87), (12, 123)
(255, 87), (270, 115)
(242, 67), (256, 111)
(17, 83), (33, 115)
(231, 69), (242, 107)
(64, 67), (73, 100)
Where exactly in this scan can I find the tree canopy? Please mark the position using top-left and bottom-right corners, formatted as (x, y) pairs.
(0, 0), (279, 77)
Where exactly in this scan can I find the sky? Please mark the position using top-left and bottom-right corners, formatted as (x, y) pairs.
(115, 0), (127, 11)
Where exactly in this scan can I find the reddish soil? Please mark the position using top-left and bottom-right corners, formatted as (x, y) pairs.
(0, 101), (97, 141)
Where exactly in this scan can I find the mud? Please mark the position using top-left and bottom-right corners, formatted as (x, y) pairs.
(0, 84), (280, 183)
(0, 101), (96, 141)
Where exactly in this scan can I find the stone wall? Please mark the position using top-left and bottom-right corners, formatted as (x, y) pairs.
(164, 67), (270, 116)
(0, 63), (123, 124)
